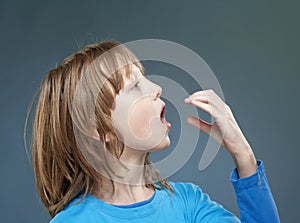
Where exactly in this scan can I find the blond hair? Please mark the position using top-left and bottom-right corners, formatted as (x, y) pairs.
(26, 40), (172, 217)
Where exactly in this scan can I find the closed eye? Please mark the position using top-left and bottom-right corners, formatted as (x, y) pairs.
(126, 80), (140, 92)
(133, 81), (139, 88)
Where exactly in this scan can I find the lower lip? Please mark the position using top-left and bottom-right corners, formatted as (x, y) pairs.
(161, 116), (171, 129)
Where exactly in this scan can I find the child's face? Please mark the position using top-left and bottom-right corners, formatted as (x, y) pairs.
(111, 64), (171, 151)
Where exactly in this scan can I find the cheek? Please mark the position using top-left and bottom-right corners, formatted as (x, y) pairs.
(128, 99), (155, 139)
(112, 94), (167, 151)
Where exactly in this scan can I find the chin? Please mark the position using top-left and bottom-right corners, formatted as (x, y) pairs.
(151, 135), (171, 152)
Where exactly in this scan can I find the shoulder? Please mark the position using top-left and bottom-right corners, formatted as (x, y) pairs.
(50, 195), (95, 223)
(168, 181), (203, 196)
(166, 181), (208, 206)
(167, 181), (226, 211)
(166, 181), (239, 222)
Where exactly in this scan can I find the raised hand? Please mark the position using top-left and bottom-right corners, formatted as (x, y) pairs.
(184, 89), (257, 178)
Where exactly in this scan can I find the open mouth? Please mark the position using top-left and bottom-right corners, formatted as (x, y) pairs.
(160, 105), (171, 129)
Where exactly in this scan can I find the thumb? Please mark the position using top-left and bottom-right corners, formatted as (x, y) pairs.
(187, 116), (212, 135)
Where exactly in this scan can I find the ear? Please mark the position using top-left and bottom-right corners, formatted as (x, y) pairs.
(90, 129), (100, 141)
(104, 132), (115, 142)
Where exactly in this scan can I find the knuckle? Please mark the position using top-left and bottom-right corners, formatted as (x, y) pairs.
(225, 104), (232, 112)
(207, 89), (214, 95)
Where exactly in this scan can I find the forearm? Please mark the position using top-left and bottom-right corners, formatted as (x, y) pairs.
(227, 134), (280, 221)
(222, 125), (257, 179)
(231, 160), (281, 223)
(229, 142), (257, 178)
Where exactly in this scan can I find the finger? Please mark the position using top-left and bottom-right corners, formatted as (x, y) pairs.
(189, 90), (226, 111)
(185, 99), (212, 114)
(190, 89), (225, 104)
(188, 89), (218, 105)
(187, 116), (212, 135)
(190, 89), (214, 97)
(184, 97), (209, 104)
(187, 95), (209, 103)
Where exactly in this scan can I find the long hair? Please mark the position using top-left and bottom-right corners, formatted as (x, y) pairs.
(26, 40), (172, 217)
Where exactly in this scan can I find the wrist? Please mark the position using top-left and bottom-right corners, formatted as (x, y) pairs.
(230, 145), (257, 178)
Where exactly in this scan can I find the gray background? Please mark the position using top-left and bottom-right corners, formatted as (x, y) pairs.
(1, 0), (298, 222)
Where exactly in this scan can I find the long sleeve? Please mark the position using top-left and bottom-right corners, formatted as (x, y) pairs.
(230, 160), (280, 223)
(50, 161), (281, 223)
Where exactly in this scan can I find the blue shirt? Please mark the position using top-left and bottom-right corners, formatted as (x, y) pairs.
(51, 160), (280, 222)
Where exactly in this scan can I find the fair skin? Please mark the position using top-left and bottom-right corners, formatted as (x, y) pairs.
(93, 64), (257, 205)
(184, 91), (257, 177)
(111, 65), (170, 152)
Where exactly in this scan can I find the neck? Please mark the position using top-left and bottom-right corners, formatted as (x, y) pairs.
(92, 147), (155, 205)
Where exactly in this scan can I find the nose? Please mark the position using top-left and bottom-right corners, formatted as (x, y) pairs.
(153, 83), (162, 100)
(145, 78), (162, 100)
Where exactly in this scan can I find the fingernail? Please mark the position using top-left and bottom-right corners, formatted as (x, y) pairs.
(184, 98), (191, 103)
